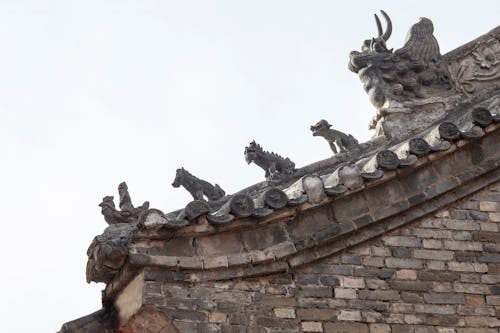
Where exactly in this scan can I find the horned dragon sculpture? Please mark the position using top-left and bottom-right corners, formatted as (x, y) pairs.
(349, 10), (453, 130)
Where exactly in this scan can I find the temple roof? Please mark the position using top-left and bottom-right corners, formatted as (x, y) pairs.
(61, 13), (500, 332)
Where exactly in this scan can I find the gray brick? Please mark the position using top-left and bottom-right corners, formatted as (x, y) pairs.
(423, 293), (466, 304)
(454, 251), (476, 262)
(413, 249), (454, 260)
(409, 228), (453, 239)
(453, 283), (490, 294)
(392, 324), (415, 333)
(391, 247), (412, 258)
(444, 240), (482, 251)
(349, 300), (389, 312)
(417, 270), (459, 282)
(389, 281), (433, 291)
(449, 209), (469, 219)
(414, 304), (456, 315)
(358, 290), (400, 301)
(296, 274), (320, 285)
(401, 292), (423, 303)
(353, 267), (394, 279)
(300, 287), (333, 298)
(457, 305), (496, 316)
(319, 276), (340, 286)
(469, 211), (489, 221)
(385, 258), (423, 269)
(304, 264), (352, 275)
(342, 255), (362, 265)
(442, 219), (480, 231)
(362, 256), (385, 267)
(383, 236), (421, 247)
(478, 253), (500, 263)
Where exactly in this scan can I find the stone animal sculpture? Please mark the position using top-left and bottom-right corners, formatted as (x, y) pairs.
(99, 182), (149, 224)
(244, 140), (296, 181)
(172, 167), (226, 201)
(348, 11), (451, 111)
(310, 119), (359, 154)
(360, 10), (393, 54)
(118, 182), (149, 216)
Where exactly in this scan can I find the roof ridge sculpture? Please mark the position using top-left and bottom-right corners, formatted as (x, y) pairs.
(83, 9), (500, 288)
(64, 14), (500, 332)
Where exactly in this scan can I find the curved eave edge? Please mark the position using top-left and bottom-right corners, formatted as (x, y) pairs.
(103, 127), (499, 300)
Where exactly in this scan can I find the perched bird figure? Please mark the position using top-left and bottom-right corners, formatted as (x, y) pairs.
(98, 196), (135, 224)
(118, 182), (149, 216)
(98, 182), (149, 225)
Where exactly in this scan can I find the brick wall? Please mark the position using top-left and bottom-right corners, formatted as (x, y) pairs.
(144, 181), (500, 333)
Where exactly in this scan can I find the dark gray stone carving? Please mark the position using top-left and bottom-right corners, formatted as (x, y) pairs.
(207, 194), (255, 225)
(99, 182), (149, 225)
(438, 122), (460, 140)
(472, 107), (493, 127)
(349, 11), (452, 111)
(86, 223), (137, 283)
(409, 138), (431, 156)
(244, 140), (296, 181)
(451, 40), (500, 93)
(118, 182), (149, 216)
(172, 167), (225, 201)
(184, 200), (211, 220)
(310, 119), (359, 154)
(376, 150), (400, 170)
(255, 188), (288, 210)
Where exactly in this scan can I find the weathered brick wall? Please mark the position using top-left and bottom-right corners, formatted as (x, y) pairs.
(144, 181), (500, 333)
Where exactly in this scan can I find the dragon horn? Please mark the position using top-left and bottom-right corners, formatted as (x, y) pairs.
(380, 10), (392, 41)
(374, 14), (383, 37)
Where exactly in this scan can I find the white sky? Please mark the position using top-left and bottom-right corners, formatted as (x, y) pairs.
(0, 1), (498, 331)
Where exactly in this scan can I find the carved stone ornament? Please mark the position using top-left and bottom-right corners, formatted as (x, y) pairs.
(438, 122), (460, 140)
(472, 107), (493, 127)
(99, 182), (149, 225)
(408, 137), (431, 156)
(86, 223), (136, 283)
(376, 150), (400, 170)
(244, 140), (296, 181)
(172, 167), (226, 202)
(310, 119), (359, 154)
(450, 39), (500, 94)
(349, 11), (452, 110)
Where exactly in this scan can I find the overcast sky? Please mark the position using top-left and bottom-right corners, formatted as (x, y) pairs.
(0, 1), (498, 332)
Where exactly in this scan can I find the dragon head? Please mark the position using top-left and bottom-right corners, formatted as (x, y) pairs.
(349, 10), (393, 73)
(361, 10), (392, 53)
(244, 140), (259, 164)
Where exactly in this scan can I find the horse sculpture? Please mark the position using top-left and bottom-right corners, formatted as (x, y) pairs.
(172, 167), (226, 202)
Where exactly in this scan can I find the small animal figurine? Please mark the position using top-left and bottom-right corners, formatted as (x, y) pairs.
(99, 196), (135, 224)
(244, 140), (296, 180)
(310, 119), (359, 154)
(172, 167), (225, 202)
(99, 182), (149, 225)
